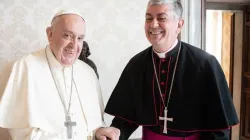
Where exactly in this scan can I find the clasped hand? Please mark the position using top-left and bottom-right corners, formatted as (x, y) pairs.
(95, 127), (120, 140)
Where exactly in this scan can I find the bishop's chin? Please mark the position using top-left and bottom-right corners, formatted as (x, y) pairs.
(148, 32), (164, 41)
(148, 38), (164, 46)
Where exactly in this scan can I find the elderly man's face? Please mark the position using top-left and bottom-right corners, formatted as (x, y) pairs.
(47, 14), (85, 66)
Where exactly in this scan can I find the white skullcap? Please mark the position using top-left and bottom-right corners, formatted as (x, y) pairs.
(51, 8), (85, 23)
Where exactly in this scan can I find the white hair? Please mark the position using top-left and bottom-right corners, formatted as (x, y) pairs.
(147, 0), (183, 19)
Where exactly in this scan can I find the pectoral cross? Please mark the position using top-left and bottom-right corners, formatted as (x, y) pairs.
(159, 107), (173, 134)
(64, 115), (77, 139)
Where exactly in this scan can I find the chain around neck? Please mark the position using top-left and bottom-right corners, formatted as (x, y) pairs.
(151, 42), (181, 109)
(45, 46), (74, 116)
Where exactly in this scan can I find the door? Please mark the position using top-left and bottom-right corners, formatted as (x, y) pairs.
(241, 5), (250, 140)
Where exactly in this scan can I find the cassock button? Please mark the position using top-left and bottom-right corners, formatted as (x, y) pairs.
(160, 82), (165, 86)
(161, 70), (165, 73)
(161, 59), (166, 62)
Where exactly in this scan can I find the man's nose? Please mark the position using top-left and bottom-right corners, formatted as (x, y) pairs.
(70, 37), (78, 47)
(150, 19), (159, 28)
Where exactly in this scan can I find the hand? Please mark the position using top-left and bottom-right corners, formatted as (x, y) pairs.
(95, 127), (120, 140)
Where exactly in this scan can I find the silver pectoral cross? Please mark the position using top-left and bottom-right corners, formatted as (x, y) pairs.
(159, 107), (173, 134)
(64, 115), (77, 139)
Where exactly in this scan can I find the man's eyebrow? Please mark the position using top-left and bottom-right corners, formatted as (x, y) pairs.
(62, 31), (73, 34)
(79, 35), (85, 38)
(157, 13), (169, 16)
(62, 31), (84, 36)
(145, 13), (169, 16)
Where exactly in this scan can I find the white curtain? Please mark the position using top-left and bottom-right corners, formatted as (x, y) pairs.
(181, 0), (202, 49)
(206, 10), (222, 64)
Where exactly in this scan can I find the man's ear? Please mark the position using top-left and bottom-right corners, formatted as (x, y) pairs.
(46, 27), (53, 42)
(177, 19), (184, 34)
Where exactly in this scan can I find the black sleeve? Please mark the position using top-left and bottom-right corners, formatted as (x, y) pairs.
(111, 117), (139, 140)
(201, 129), (230, 140)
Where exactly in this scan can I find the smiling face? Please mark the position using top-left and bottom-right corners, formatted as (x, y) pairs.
(46, 14), (86, 66)
(145, 4), (183, 52)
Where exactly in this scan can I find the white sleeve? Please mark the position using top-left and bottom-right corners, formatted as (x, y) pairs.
(8, 128), (62, 140)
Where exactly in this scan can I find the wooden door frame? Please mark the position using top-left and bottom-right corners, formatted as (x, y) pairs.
(203, 1), (250, 140)
(241, 6), (250, 140)
(229, 13), (235, 96)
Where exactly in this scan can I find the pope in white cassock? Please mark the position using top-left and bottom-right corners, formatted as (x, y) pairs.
(0, 9), (120, 140)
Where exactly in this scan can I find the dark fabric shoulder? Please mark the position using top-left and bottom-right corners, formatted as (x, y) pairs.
(181, 42), (213, 67)
(125, 47), (151, 71)
(85, 58), (99, 78)
(85, 58), (96, 69)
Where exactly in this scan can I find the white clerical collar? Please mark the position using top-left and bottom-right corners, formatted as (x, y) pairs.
(153, 39), (178, 58)
(46, 46), (72, 70)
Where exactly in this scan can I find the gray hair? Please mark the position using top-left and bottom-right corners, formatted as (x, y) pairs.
(148, 0), (183, 19)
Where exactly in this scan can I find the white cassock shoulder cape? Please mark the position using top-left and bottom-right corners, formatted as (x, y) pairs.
(0, 47), (104, 136)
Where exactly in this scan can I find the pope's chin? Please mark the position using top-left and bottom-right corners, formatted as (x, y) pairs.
(61, 59), (76, 66)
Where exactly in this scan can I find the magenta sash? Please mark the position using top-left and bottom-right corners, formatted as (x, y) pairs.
(142, 127), (200, 140)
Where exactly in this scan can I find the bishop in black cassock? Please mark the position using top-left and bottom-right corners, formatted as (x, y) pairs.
(104, 0), (239, 139)
(105, 40), (239, 140)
